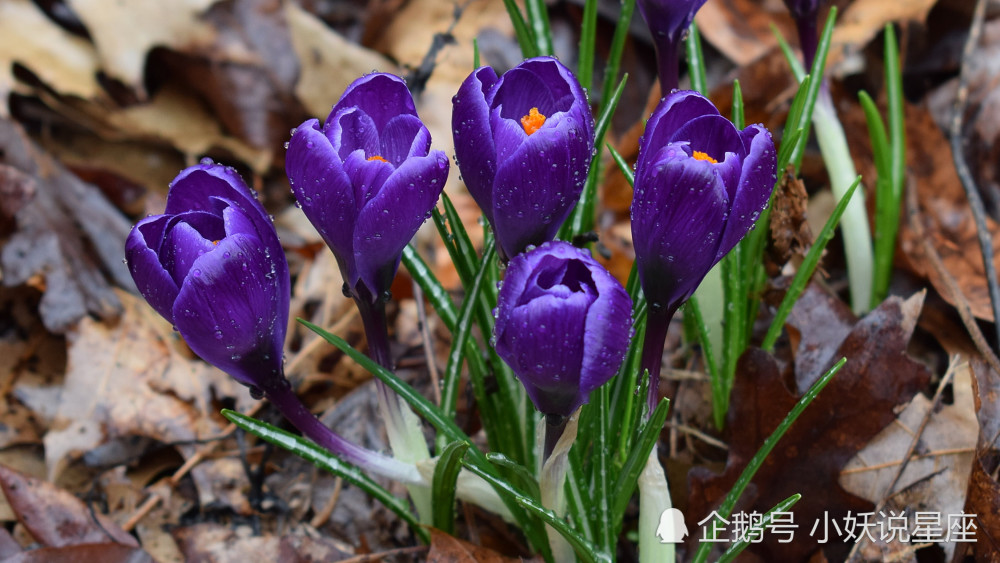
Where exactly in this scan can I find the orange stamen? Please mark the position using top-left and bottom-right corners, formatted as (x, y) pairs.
(692, 150), (718, 164)
(367, 155), (388, 163)
(520, 107), (546, 135)
(212, 240), (220, 245)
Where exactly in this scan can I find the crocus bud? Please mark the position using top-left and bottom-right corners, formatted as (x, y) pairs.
(125, 161), (290, 391)
(494, 241), (632, 418)
(286, 73), (449, 305)
(632, 90), (776, 315)
(635, 0), (708, 94)
(452, 57), (595, 261)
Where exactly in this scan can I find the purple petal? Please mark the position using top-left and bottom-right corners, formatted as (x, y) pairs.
(165, 165), (262, 225)
(328, 109), (380, 162)
(513, 58), (585, 114)
(717, 124), (777, 259)
(125, 216), (179, 322)
(160, 215), (222, 285)
(490, 66), (558, 121)
(489, 106), (529, 169)
(669, 114), (744, 162)
(380, 114), (429, 165)
(286, 119), (357, 280)
(332, 73), (418, 130)
(580, 262), (632, 394)
(453, 66), (500, 222)
(638, 90), (719, 171)
(353, 150), (448, 298)
(632, 147), (728, 308)
(342, 150), (395, 211)
(498, 292), (590, 416)
(172, 233), (288, 389)
(491, 122), (577, 258)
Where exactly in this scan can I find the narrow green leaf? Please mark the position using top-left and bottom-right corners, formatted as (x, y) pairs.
(561, 75), (629, 238)
(222, 409), (429, 543)
(608, 144), (634, 187)
(524, 0), (554, 56)
(486, 452), (542, 501)
(685, 22), (708, 95)
(717, 494), (801, 562)
(871, 23), (906, 307)
(473, 38), (480, 69)
(610, 398), (670, 525)
(762, 177), (861, 351)
(461, 459), (611, 563)
(732, 80), (744, 130)
(577, 0), (599, 91)
(691, 357), (846, 562)
(432, 441), (470, 534)
(685, 297), (722, 427)
(502, 0), (538, 58)
(441, 242), (497, 420)
(772, 23), (806, 81)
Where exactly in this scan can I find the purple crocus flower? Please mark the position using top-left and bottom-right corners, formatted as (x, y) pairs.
(494, 241), (632, 420)
(452, 57), (594, 261)
(286, 72), (448, 308)
(636, 0), (708, 94)
(125, 160), (289, 391)
(125, 161), (419, 483)
(631, 90), (776, 409)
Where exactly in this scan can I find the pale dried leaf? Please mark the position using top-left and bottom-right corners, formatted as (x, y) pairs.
(840, 361), (977, 559)
(66, 0), (218, 94)
(0, 0), (101, 114)
(285, 2), (397, 119)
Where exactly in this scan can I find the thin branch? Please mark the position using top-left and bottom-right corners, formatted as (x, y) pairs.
(949, 0), (1000, 354)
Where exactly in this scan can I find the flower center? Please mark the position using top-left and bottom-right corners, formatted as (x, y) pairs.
(212, 240), (220, 246)
(520, 107), (546, 135)
(367, 155), (388, 163)
(692, 150), (718, 164)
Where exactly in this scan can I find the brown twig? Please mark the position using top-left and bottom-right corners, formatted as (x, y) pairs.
(309, 476), (343, 529)
(122, 401), (265, 532)
(949, 0), (1000, 354)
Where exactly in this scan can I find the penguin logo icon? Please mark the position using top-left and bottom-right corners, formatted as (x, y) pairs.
(656, 508), (689, 543)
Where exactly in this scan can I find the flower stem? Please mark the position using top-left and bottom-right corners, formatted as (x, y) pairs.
(813, 87), (874, 314)
(539, 411), (579, 563)
(654, 40), (681, 95)
(641, 304), (677, 416)
(261, 376), (422, 484)
(355, 295), (433, 523)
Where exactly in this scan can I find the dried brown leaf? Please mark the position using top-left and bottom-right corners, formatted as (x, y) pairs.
(0, 119), (132, 332)
(427, 528), (527, 563)
(687, 292), (931, 561)
(2, 543), (152, 563)
(0, 464), (138, 548)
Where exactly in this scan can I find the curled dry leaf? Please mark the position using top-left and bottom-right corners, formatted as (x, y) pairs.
(687, 291), (930, 561)
(0, 464), (139, 548)
(428, 528), (530, 563)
